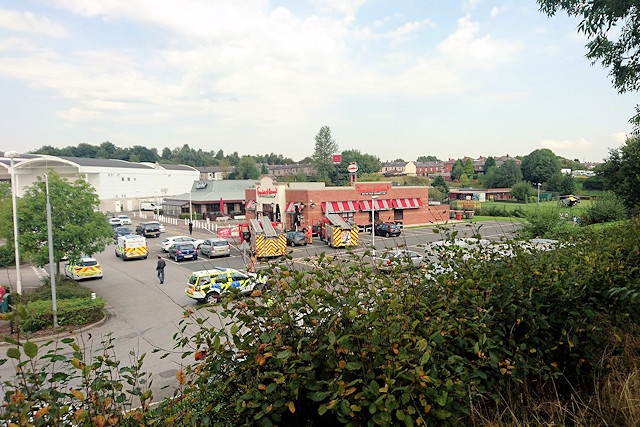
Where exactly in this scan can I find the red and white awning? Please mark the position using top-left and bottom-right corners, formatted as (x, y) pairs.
(392, 198), (423, 209)
(359, 199), (393, 211)
(245, 200), (257, 210)
(285, 202), (304, 214)
(321, 201), (359, 213)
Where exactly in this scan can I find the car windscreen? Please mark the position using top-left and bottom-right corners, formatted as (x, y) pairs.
(213, 241), (228, 246)
(81, 260), (98, 266)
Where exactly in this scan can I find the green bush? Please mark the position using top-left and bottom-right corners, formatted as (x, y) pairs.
(23, 276), (94, 301)
(0, 243), (16, 268)
(581, 191), (628, 225)
(170, 219), (640, 425)
(16, 297), (104, 333)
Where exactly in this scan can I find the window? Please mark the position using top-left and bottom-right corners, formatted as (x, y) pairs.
(394, 209), (403, 221)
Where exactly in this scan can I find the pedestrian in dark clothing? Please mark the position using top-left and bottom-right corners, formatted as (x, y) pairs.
(156, 256), (166, 284)
(188, 221), (193, 235)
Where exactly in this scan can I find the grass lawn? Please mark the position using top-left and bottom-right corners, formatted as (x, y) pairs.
(478, 200), (588, 216)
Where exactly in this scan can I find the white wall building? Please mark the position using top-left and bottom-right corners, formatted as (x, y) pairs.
(1, 153), (199, 213)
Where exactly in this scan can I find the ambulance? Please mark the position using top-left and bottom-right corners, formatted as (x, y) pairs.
(115, 234), (148, 260)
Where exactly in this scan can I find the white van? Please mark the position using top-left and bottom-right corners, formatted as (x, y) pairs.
(140, 202), (162, 211)
(115, 234), (148, 260)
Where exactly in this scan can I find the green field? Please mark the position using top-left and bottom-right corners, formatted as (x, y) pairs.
(462, 200), (589, 223)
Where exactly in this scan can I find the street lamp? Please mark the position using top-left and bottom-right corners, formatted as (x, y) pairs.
(536, 183), (542, 206)
(45, 174), (58, 327)
(371, 195), (379, 257)
(5, 151), (22, 295)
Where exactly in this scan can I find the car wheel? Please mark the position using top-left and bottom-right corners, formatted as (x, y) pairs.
(290, 241), (295, 247)
(115, 249), (119, 257)
(205, 292), (220, 304)
(386, 232), (390, 237)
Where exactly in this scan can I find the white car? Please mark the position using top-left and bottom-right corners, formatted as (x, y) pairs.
(117, 215), (132, 225)
(161, 235), (204, 252)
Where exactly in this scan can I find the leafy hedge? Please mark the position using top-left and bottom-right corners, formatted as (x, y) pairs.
(14, 297), (104, 333)
(174, 218), (640, 426)
(2, 219), (640, 425)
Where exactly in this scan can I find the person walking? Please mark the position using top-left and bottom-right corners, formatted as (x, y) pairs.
(188, 221), (193, 235)
(156, 256), (166, 284)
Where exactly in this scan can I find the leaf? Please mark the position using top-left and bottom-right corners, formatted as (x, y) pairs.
(6, 347), (20, 360)
(287, 401), (295, 413)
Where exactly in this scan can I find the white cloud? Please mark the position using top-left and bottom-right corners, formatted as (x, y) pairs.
(0, 9), (68, 37)
(437, 15), (521, 67)
(540, 138), (591, 151)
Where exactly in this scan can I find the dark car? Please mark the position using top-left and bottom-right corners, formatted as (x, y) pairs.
(285, 231), (307, 247)
(113, 226), (132, 240)
(167, 243), (198, 262)
(136, 222), (161, 238)
(375, 223), (402, 237)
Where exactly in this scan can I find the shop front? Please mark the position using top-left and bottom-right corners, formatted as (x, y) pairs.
(245, 178), (450, 231)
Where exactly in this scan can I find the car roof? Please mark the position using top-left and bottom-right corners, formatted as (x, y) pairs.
(191, 268), (238, 276)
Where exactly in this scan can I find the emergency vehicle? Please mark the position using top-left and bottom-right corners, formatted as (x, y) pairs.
(64, 256), (103, 280)
(247, 216), (287, 259)
(115, 234), (148, 260)
(320, 214), (359, 248)
(185, 268), (268, 304)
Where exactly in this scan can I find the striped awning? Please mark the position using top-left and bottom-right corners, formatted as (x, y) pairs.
(359, 199), (393, 211)
(392, 198), (423, 209)
(321, 201), (359, 213)
(245, 200), (257, 210)
(285, 202), (303, 214)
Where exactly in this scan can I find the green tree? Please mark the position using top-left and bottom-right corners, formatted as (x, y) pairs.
(459, 174), (472, 187)
(484, 156), (496, 173)
(521, 149), (561, 184)
(451, 159), (464, 181)
(494, 159), (523, 187)
(416, 155), (440, 162)
(260, 164), (269, 175)
(231, 156), (260, 179)
(596, 135), (640, 214)
(0, 172), (113, 276)
(546, 172), (576, 195)
(431, 175), (449, 196)
(510, 181), (533, 202)
(336, 150), (383, 185)
(463, 158), (475, 176)
(311, 126), (339, 183)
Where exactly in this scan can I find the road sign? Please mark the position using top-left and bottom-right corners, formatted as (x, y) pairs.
(347, 163), (359, 173)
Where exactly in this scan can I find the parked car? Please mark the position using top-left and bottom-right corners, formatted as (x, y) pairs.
(375, 222), (402, 237)
(107, 218), (122, 228)
(117, 215), (132, 225)
(64, 256), (103, 280)
(375, 249), (424, 272)
(136, 222), (161, 238)
(161, 235), (204, 252)
(285, 231), (307, 247)
(145, 220), (165, 233)
(200, 238), (231, 258)
(185, 268), (268, 304)
(167, 243), (198, 262)
(113, 226), (132, 240)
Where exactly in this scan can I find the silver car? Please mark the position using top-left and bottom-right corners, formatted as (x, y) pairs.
(375, 249), (424, 272)
(200, 238), (231, 258)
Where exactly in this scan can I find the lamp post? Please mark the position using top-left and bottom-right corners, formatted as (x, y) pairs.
(45, 174), (58, 327)
(6, 151), (22, 294)
(189, 190), (193, 222)
(536, 183), (542, 206)
(371, 195), (379, 257)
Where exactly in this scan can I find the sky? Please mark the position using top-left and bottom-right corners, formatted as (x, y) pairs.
(0, 1), (637, 164)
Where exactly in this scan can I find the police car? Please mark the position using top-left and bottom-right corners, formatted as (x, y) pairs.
(64, 257), (103, 281)
(185, 268), (268, 304)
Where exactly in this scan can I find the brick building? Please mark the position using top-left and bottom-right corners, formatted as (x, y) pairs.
(244, 176), (450, 231)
